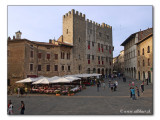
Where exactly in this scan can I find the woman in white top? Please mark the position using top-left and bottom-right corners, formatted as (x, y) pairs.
(8, 100), (13, 115)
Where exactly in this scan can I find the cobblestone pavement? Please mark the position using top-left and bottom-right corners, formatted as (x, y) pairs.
(7, 77), (153, 115)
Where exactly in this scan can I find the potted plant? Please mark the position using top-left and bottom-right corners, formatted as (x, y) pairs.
(55, 90), (61, 96)
(71, 91), (74, 96)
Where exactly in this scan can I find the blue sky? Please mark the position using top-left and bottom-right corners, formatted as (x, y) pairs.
(8, 6), (152, 57)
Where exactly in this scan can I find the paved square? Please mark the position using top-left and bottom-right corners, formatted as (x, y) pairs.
(8, 77), (153, 115)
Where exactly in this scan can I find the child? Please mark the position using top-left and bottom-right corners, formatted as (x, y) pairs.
(132, 81), (135, 86)
(8, 100), (13, 115)
(130, 87), (136, 100)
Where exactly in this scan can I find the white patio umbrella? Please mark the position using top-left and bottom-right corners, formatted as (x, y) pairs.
(64, 76), (81, 81)
(50, 77), (74, 83)
(91, 73), (102, 77)
(32, 77), (51, 84)
(48, 76), (61, 83)
(16, 77), (38, 83)
(74, 74), (92, 78)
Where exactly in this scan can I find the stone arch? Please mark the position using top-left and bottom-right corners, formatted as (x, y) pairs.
(101, 68), (104, 76)
(93, 68), (96, 73)
(97, 68), (100, 74)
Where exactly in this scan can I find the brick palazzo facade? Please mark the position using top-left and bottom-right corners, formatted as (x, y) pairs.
(7, 9), (114, 88)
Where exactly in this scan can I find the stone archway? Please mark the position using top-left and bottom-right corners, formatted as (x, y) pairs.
(98, 68), (100, 74)
(93, 68), (96, 73)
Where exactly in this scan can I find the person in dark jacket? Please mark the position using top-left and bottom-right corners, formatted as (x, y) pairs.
(19, 101), (25, 114)
(97, 81), (100, 92)
(130, 87), (132, 99)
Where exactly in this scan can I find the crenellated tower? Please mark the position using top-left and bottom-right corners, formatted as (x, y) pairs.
(63, 9), (86, 73)
(63, 9), (113, 75)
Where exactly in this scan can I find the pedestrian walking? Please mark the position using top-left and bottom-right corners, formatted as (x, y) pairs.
(111, 74), (113, 80)
(113, 83), (117, 91)
(118, 73), (120, 79)
(17, 87), (20, 97)
(123, 77), (126, 82)
(130, 87), (136, 100)
(146, 78), (149, 85)
(136, 86), (140, 98)
(25, 87), (28, 96)
(20, 88), (24, 97)
(102, 81), (106, 90)
(140, 83), (144, 94)
(19, 101), (25, 115)
(97, 81), (100, 92)
(142, 80), (145, 85)
(8, 100), (13, 115)
(130, 87), (132, 99)
(115, 81), (118, 88)
(110, 83), (114, 92)
(132, 81), (135, 86)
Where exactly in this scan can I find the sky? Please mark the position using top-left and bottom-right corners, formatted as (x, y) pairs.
(8, 6), (152, 57)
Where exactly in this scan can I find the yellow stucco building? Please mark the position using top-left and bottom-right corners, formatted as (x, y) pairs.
(136, 32), (153, 83)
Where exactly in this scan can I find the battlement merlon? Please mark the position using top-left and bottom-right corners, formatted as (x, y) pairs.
(63, 9), (85, 19)
(101, 23), (112, 29)
(63, 9), (75, 19)
(63, 10), (112, 29)
(85, 19), (112, 29)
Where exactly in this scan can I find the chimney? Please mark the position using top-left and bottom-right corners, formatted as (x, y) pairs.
(49, 39), (52, 43)
(8, 37), (11, 41)
(13, 36), (15, 40)
(15, 30), (22, 39)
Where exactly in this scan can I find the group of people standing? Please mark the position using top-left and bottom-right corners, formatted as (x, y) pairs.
(96, 79), (118, 92)
(129, 81), (145, 100)
(17, 87), (28, 97)
(7, 100), (25, 115)
(109, 80), (118, 92)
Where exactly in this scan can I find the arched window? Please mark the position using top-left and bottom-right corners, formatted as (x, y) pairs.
(148, 58), (150, 66)
(142, 48), (144, 55)
(93, 68), (96, 73)
(147, 46), (150, 53)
